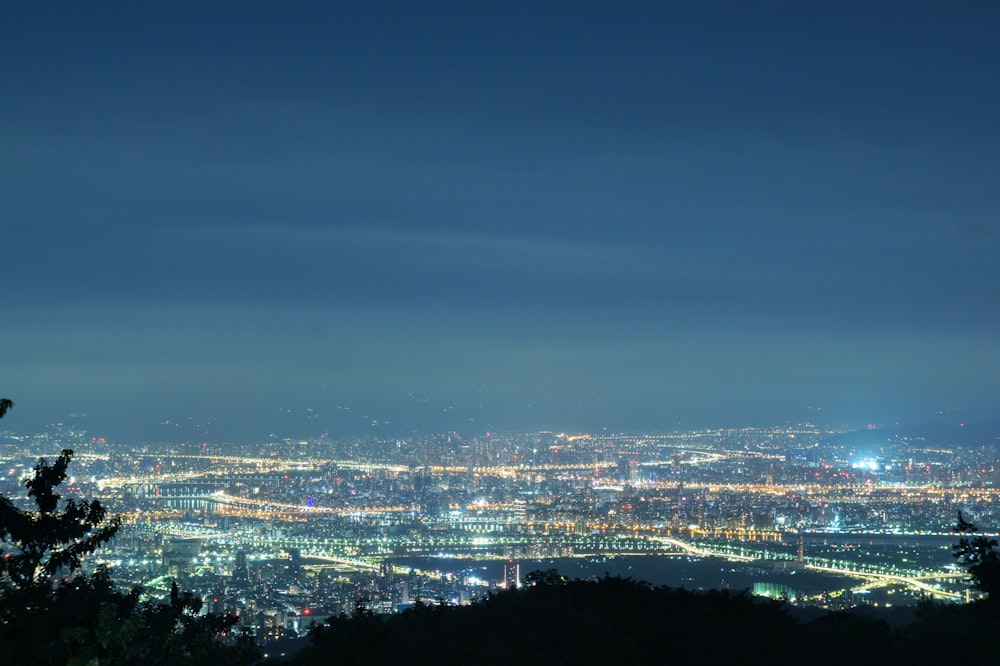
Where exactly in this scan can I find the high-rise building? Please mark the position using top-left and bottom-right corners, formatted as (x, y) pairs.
(503, 559), (520, 589)
(512, 500), (527, 523)
(287, 547), (302, 577)
(378, 560), (393, 592)
(232, 550), (249, 585)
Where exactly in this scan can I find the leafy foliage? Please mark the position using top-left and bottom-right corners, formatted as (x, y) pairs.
(523, 568), (568, 586)
(0, 398), (13, 419)
(0, 439), (257, 665)
(0, 569), (256, 666)
(952, 511), (1000, 601)
(0, 449), (122, 588)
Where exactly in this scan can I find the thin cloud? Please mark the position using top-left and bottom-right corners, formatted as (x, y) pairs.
(165, 223), (695, 279)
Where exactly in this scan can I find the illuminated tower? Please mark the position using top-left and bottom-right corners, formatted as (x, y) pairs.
(503, 560), (520, 589)
(379, 560), (393, 591)
(288, 547), (302, 577)
(628, 460), (641, 484)
(232, 550), (249, 585)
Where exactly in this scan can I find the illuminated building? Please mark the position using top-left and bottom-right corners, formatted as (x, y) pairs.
(504, 559), (520, 589)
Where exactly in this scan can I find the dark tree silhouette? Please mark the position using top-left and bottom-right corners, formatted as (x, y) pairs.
(523, 568), (568, 586)
(953, 511), (1000, 601)
(956, 510), (978, 534)
(0, 449), (122, 588)
(0, 426), (256, 664)
(0, 566), (256, 665)
(0, 398), (12, 419)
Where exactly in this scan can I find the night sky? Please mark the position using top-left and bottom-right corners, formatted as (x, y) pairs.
(3, 2), (999, 441)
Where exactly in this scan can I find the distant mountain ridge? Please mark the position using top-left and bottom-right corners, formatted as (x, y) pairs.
(820, 420), (1000, 450)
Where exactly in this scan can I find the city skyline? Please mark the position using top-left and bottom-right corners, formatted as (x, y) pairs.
(1, 419), (993, 617)
(3, 2), (1000, 441)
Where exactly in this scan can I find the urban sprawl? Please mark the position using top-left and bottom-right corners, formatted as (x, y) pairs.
(2, 423), (996, 647)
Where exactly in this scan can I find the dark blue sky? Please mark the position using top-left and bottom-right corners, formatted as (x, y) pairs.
(3, 2), (999, 440)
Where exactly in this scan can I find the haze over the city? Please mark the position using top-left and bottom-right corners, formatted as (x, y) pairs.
(3, 2), (999, 441)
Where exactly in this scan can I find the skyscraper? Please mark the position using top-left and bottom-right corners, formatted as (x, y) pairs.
(232, 550), (249, 585)
(503, 560), (520, 589)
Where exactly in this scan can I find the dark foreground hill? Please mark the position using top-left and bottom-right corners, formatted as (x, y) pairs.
(294, 575), (998, 666)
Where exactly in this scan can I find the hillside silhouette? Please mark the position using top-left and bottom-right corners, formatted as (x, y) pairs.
(295, 573), (999, 666)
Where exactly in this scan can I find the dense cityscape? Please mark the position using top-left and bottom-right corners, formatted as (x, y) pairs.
(5, 2), (999, 663)
(2, 419), (997, 651)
